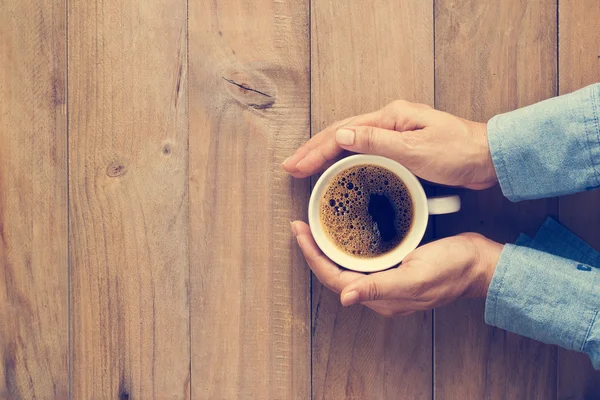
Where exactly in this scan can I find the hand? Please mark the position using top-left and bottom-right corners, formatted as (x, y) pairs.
(282, 100), (497, 190)
(290, 221), (502, 317)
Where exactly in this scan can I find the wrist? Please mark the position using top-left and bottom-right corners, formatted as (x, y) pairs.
(465, 121), (499, 190)
(460, 233), (503, 298)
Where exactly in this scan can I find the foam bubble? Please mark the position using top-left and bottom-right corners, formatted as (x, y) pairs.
(319, 164), (413, 258)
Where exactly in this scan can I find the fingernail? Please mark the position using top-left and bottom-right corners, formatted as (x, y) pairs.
(341, 291), (359, 306)
(282, 156), (291, 166)
(290, 221), (298, 236)
(336, 129), (355, 146)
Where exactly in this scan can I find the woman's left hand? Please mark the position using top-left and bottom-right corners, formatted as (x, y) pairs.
(290, 221), (502, 317)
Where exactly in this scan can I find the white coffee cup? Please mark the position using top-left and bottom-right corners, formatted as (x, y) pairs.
(308, 155), (461, 273)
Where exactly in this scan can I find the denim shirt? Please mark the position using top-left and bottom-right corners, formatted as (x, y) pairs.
(485, 83), (600, 369)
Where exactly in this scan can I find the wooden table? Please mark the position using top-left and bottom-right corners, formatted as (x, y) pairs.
(1, 0), (599, 399)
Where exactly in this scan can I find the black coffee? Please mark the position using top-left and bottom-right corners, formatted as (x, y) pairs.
(320, 164), (413, 258)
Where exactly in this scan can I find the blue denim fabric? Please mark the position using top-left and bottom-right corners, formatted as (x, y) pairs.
(486, 221), (600, 368)
(485, 220), (600, 369)
(484, 84), (600, 369)
(487, 83), (600, 202)
(532, 218), (600, 268)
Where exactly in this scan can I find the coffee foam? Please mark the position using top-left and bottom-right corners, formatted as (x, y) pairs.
(319, 164), (413, 258)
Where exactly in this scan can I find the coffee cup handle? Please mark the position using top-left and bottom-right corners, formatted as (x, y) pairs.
(427, 195), (461, 215)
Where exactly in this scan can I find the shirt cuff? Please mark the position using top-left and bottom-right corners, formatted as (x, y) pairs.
(485, 244), (600, 368)
(532, 217), (600, 267)
(487, 83), (600, 202)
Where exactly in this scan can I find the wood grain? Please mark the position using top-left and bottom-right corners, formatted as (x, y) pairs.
(68, 0), (189, 398)
(188, 1), (311, 398)
(558, 1), (600, 398)
(311, 1), (433, 399)
(0, 1), (68, 398)
(2, 0), (599, 398)
(434, 1), (558, 398)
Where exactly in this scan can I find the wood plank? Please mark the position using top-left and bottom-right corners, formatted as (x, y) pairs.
(68, 0), (189, 397)
(311, 1), (433, 399)
(188, 1), (311, 398)
(558, 1), (600, 398)
(0, 1), (68, 398)
(434, 1), (558, 398)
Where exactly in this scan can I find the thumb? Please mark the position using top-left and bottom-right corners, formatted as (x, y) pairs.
(339, 266), (417, 306)
(335, 126), (418, 159)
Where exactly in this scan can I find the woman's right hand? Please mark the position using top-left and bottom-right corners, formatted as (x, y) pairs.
(282, 100), (498, 190)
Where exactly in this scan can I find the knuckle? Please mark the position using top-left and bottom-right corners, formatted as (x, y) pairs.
(407, 286), (422, 300)
(313, 148), (327, 164)
(362, 126), (378, 152)
(389, 99), (409, 110)
(407, 276), (427, 300)
(424, 299), (438, 309)
(366, 280), (383, 301)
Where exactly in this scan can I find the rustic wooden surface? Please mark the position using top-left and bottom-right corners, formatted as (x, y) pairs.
(68, 0), (190, 398)
(0, 0), (599, 399)
(310, 1), (434, 399)
(0, 1), (68, 399)
(557, 1), (600, 398)
(188, 0), (311, 398)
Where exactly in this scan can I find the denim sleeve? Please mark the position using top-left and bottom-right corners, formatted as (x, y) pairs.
(487, 83), (600, 201)
(485, 219), (600, 369)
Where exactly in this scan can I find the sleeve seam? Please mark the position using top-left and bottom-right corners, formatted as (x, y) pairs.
(582, 309), (599, 352)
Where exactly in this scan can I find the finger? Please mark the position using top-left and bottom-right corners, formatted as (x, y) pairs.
(281, 116), (355, 173)
(283, 111), (382, 176)
(282, 145), (312, 173)
(289, 154), (346, 179)
(294, 137), (341, 177)
(339, 264), (423, 306)
(335, 126), (423, 162)
(289, 102), (431, 176)
(291, 221), (363, 293)
(361, 302), (415, 318)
